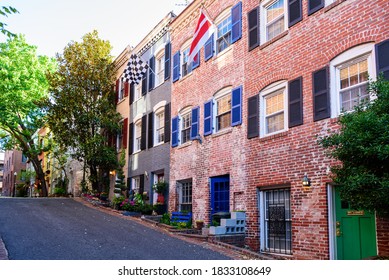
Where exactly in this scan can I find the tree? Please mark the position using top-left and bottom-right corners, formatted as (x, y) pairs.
(0, 6), (18, 37)
(46, 30), (120, 192)
(319, 77), (389, 216)
(0, 35), (56, 197)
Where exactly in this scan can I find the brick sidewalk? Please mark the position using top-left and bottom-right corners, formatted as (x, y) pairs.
(0, 236), (8, 260)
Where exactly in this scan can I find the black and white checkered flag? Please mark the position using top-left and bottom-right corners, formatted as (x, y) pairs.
(122, 54), (149, 85)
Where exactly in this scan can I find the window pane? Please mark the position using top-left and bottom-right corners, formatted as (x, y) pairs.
(266, 90), (284, 115)
(339, 58), (369, 112)
(267, 0), (284, 22)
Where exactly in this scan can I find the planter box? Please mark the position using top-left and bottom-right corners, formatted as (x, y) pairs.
(221, 219), (237, 227)
(231, 211), (246, 220)
(209, 226), (226, 235)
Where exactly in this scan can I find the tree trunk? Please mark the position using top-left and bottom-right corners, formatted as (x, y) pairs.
(89, 164), (99, 191)
(30, 156), (48, 197)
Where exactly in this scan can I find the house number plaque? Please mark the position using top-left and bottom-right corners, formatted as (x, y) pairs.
(347, 210), (364, 216)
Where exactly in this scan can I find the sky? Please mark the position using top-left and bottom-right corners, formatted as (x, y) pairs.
(0, 0), (190, 58)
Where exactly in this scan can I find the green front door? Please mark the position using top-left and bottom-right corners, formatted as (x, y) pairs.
(335, 189), (377, 260)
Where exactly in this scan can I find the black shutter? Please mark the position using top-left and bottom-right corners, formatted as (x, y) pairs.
(288, 76), (303, 127)
(312, 67), (330, 121)
(148, 112), (154, 149)
(164, 42), (171, 80)
(139, 174), (145, 194)
(288, 0), (302, 27)
(141, 72), (147, 95)
(128, 122), (134, 155)
(141, 115), (147, 150)
(247, 95), (259, 139)
(375, 39), (389, 80)
(248, 6), (259, 51)
(129, 83), (134, 105)
(308, 0), (324, 15)
(164, 103), (171, 143)
(148, 56), (155, 91)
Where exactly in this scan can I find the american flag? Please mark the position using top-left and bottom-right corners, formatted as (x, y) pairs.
(122, 54), (149, 85)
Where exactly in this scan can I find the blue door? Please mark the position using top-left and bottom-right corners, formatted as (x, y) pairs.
(210, 175), (230, 218)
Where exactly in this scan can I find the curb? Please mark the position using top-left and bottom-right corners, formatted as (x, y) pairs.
(0, 236), (9, 260)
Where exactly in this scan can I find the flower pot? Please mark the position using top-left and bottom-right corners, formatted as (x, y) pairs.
(156, 193), (165, 204)
(196, 221), (204, 230)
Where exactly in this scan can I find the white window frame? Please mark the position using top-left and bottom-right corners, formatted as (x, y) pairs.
(180, 107), (192, 145)
(155, 49), (165, 87)
(134, 82), (142, 101)
(118, 79), (124, 101)
(132, 177), (140, 194)
(177, 180), (193, 212)
(215, 8), (232, 54)
(154, 107), (165, 146)
(117, 120), (124, 151)
(330, 43), (376, 118)
(260, 0), (288, 44)
(134, 119), (142, 153)
(214, 87), (232, 132)
(260, 81), (288, 137)
(181, 40), (192, 78)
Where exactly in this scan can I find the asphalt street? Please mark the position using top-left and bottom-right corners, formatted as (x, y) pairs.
(0, 198), (231, 260)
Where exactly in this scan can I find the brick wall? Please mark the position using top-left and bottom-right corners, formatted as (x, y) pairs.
(169, 0), (389, 259)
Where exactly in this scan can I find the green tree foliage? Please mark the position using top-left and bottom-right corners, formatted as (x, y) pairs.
(0, 35), (56, 197)
(46, 30), (120, 192)
(320, 77), (389, 216)
(0, 6), (18, 37)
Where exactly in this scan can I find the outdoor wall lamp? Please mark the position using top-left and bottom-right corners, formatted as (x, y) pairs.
(302, 173), (311, 188)
(109, 170), (116, 176)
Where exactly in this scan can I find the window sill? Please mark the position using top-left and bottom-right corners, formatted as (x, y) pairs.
(153, 141), (165, 148)
(117, 97), (127, 105)
(212, 127), (233, 139)
(259, 30), (289, 50)
(324, 0), (347, 13)
(215, 45), (233, 61)
(177, 141), (192, 149)
(259, 131), (288, 142)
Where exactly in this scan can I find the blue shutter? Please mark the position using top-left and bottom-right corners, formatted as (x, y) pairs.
(164, 42), (171, 80)
(231, 1), (242, 44)
(190, 107), (200, 140)
(148, 56), (155, 90)
(172, 51), (180, 82)
(204, 100), (213, 136)
(171, 116), (179, 147)
(204, 34), (214, 61)
(192, 52), (200, 70)
(231, 86), (242, 126)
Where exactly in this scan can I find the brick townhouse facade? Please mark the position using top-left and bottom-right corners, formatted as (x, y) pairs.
(2, 149), (27, 197)
(124, 13), (175, 206)
(168, 0), (389, 259)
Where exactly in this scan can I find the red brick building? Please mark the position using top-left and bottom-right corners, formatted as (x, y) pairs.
(169, 0), (388, 259)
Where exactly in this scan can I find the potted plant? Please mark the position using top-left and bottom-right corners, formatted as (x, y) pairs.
(195, 220), (204, 230)
(153, 181), (168, 204)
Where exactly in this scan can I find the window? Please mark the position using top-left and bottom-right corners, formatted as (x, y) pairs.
(182, 47), (192, 78)
(204, 86), (242, 136)
(132, 177), (140, 194)
(134, 120), (142, 152)
(118, 79), (124, 101)
(156, 51), (165, 86)
(216, 15), (232, 53)
(260, 0), (288, 43)
(155, 108), (165, 145)
(117, 121), (123, 151)
(260, 188), (292, 254)
(260, 81), (288, 136)
(134, 82), (142, 101)
(181, 111), (192, 144)
(330, 43), (376, 117)
(177, 180), (192, 212)
(216, 92), (232, 131)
